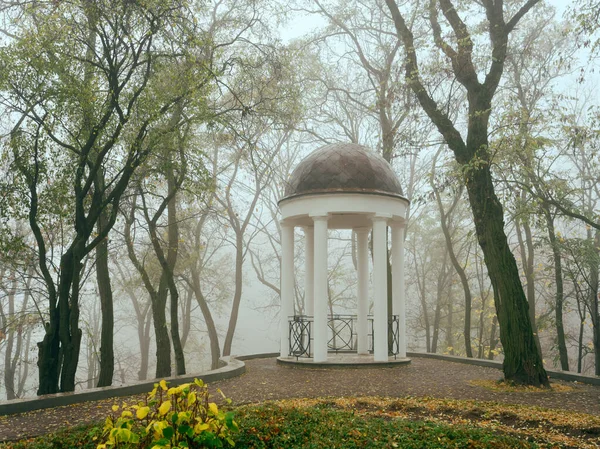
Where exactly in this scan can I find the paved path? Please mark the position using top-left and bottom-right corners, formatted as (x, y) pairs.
(0, 356), (599, 441)
(219, 357), (600, 413)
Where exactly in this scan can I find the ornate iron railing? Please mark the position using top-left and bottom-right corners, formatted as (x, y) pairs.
(288, 314), (400, 359)
(289, 315), (312, 358)
(328, 314), (355, 352)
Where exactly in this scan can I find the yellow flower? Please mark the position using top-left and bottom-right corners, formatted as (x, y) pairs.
(159, 380), (168, 391)
(111, 405), (119, 412)
(208, 402), (219, 415)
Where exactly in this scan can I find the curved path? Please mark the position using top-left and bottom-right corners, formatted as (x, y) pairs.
(1, 356), (599, 441)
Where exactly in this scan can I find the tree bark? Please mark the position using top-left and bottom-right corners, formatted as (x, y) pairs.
(185, 209), (222, 370)
(433, 182), (473, 357)
(431, 250), (448, 353)
(166, 163), (185, 375)
(446, 282), (454, 355)
(414, 253), (431, 352)
(223, 237), (244, 356)
(544, 210), (569, 371)
(96, 210), (114, 387)
(124, 200), (171, 378)
(140, 311), (152, 380)
(153, 276), (172, 378)
(577, 306), (586, 374)
(590, 229), (600, 376)
(58, 248), (84, 393)
(468, 163), (547, 385)
(3, 275), (17, 399)
(190, 270), (222, 370)
(488, 315), (498, 360)
(515, 213), (543, 357)
(477, 293), (488, 359)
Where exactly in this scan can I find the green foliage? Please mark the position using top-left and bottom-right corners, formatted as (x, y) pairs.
(0, 424), (103, 449)
(10, 396), (600, 449)
(97, 379), (237, 449)
(234, 403), (535, 449)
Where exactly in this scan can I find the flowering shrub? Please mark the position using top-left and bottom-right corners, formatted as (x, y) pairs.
(97, 378), (237, 449)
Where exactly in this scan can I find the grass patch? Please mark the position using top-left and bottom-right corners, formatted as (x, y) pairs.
(469, 379), (575, 393)
(2, 397), (599, 448)
(235, 402), (534, 448)
(0, 424), (102, 449)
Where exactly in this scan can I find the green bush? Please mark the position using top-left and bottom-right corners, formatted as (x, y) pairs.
(97, 378), (237, 449)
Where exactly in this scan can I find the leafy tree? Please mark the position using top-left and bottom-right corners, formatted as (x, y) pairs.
(384, 0), (549, 386)
(0, 0), (209, 393)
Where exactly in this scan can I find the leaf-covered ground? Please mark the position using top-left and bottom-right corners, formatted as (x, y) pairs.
(249, 397), (600, 449)
(1, 357), (599, 444)
(1, 397), (599, 448)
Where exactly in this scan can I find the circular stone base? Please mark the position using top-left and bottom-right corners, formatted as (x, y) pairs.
(277, 354), (411, 368)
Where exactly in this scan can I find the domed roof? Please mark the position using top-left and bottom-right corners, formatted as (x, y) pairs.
(283, 142), (404, 200)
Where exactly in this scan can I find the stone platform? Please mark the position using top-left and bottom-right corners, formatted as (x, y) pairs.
(277, 353), (411, 368)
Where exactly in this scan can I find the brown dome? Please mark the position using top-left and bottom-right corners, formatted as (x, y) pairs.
(283, 143), (404, 200)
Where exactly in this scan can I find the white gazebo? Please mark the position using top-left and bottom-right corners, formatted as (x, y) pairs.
(277, 143), (410, 364)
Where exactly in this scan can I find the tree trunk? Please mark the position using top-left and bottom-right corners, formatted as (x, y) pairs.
(578, 307), (585, 374)
(190, 270), (221, 370)
(3, 275), (17, 399)
(166, 166), (185, 375)
(96, 210), (114, 387)
(590, 230), (600, 376)
(153, 276), (172, 378)
(36, 319), (60, 395)
(223, 236), (244, 356)
(466, 161), (547, 386)
(477, 294), (487, 359)
(58, 248), (83, 393)
(434, 185), (473, 357)
(180, 286), (193, 349)
(544, 210), (569, 371)
(431, 252), (448, 354)
(17, 327), (32, 397)
(446, 283), (454, 355)
(140, 312), (152, 380)
(515, 214), (542, 357)
(416, 261), (431, 353)
(431, 298), (441, 354)
(488, 315), (498, 360)
(124, 200), (172, 379)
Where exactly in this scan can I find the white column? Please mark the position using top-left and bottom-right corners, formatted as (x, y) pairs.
(280, 222), (295, 358)
(372, 216), (389, 362)
(304, 226), (314, 317)
(312, 215), (329, 362)
(391, 222), (406, 358)
(355, 228), (370, 355)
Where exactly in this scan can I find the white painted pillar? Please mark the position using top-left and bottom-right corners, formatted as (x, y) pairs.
(312, 215), (329, 362)
(355, 228), (370, 355)
(280, 222), (295, 358)
(304, 226), (314, 317)
(372, 216), (389, 362)
(391, 222), (406, 358)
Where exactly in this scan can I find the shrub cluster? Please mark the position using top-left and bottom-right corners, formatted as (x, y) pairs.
(97, 378), (237, 449)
